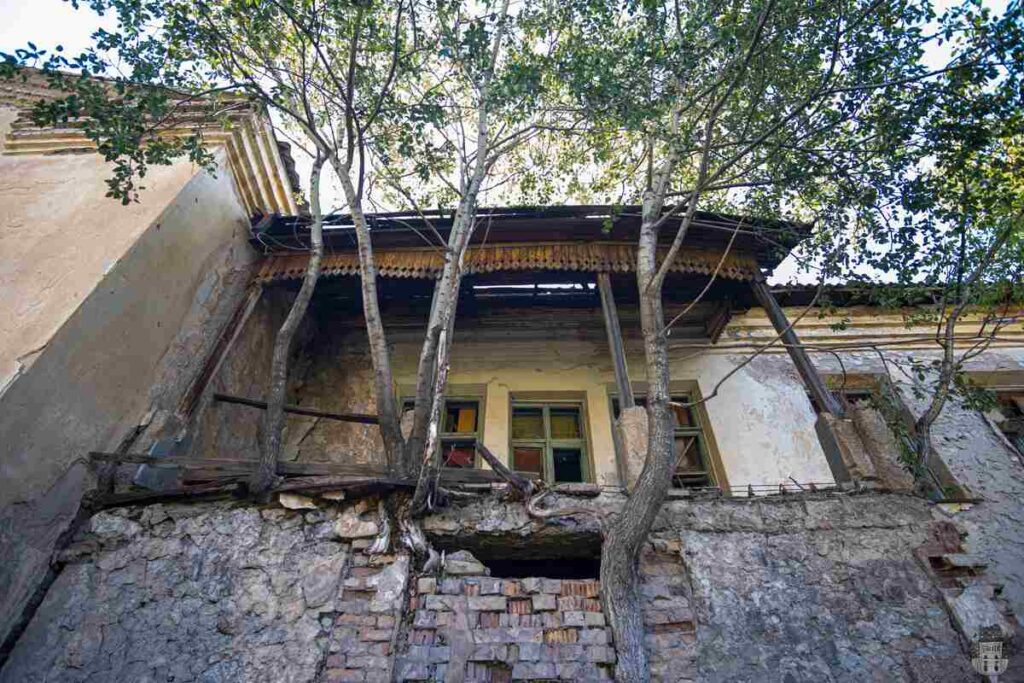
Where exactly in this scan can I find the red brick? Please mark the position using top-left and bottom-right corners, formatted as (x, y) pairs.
(544, 628), (579, 644)
(508, 598), (533, 615)
(410, 629), (436, 645)
(479, 612), (501, 628)
(359, 629), (392, 642)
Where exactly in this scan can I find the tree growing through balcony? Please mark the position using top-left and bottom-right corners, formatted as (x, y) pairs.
(2, 0), (570, 536)
(519, 0), (1023, 677)
(5, 0), (1023, 680)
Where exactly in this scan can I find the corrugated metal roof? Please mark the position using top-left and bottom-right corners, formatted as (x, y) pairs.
(255, 241), (760, 282)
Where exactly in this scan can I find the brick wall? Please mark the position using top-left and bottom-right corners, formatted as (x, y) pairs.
(396, 574), (614, 681)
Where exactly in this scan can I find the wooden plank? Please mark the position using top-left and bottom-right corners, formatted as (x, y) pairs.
(89, 452), (387, 477)
(274, 475), (412, 492)
(598, 272), (635, 409)
(750, 273), (845, 417)
(178, 284), (264, 417)
(87, 482), (244, 508)
(213, 393), (379, 424)
(90, 451), (507, 485)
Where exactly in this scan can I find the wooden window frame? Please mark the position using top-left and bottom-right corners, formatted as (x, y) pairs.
(608, 380), (727, 491)
(509, 399), (592, 484)
(400, 385), (486, 469)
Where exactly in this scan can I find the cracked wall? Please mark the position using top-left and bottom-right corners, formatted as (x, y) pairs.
(1, 492), (980, 682)
(238, 308), (835, 491)
(0, 151), (257, 650)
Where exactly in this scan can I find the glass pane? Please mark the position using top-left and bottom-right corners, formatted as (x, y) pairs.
(444, 401), (478, 434)
(672, 436), (709, 488)
(673, 435), (703, 472)
(552, 448), (583, 483)
(442, 441), (475, 468)
(512, 446), (543, 476)
(549, 407), (582, 439)
(670, 397), (694, 428)
(511, 407), (544, 439)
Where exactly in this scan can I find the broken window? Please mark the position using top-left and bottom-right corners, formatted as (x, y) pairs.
(992, 393), (1024, 456)
(403, 398), (481, 468)
(613, 395), (715, 489)
(510, 403), (589, 484)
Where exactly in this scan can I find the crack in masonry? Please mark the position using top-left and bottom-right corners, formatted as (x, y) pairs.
(0, 497), (95, 669)
(312, 542), (353, 683)
(385, 551), (414, 683)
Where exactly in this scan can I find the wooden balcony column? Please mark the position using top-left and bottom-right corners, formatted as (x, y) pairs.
(597, 272), (635, 409)
(749, 271), (844, 417)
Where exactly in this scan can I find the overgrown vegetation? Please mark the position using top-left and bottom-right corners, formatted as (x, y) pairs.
(4, 0), (1023, 678)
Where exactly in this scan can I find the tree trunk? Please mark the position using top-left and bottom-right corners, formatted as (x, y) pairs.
(909, 224), (1014, 491)
(334, 165), (406, 473)
(250, 158), (327, 496)
(601, 187), (680, 682)
(410, 326), (452, 514)
(405, 0), (510, 497)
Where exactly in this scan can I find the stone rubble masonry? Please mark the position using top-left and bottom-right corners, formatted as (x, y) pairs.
(0, 502), (349, 682)
(0, 490), (1002, 682)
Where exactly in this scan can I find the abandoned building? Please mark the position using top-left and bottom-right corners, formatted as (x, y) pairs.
(2, 75), (1024, 682)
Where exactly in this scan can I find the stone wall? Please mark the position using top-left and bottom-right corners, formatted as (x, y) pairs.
(805, 347), (1024, 626)
(0, 153), (257, 650)
(2, 491), (992, 682)
(904, 380), (1024, 625)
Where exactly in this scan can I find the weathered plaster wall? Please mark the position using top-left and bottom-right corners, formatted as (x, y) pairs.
(0, 153), (199, 394)
(1, 492), (980, 682)
(276, 307), (834, 491)
(669, 353), (833, 491)
(773, 344), (1024, 626)
(0, 107), (17, 152)
(186, 288), (303, 462)
(905, 381), (1024, 626)
(0, 152), (256, 649)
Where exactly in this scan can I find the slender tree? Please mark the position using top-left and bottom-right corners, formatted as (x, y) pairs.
(851, 3), (1024, 488)
(3, 0), (563, 524)
(537, 0), (1023, 677)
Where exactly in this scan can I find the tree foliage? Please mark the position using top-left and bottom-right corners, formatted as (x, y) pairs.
(3, 0), (1023, 679)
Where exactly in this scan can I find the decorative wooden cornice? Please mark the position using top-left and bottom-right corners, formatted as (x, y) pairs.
(0, 73), (297, 216)
(253, 241), (761, 283)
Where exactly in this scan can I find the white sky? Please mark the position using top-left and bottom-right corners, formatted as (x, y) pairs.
(0, 0), (1010, 284)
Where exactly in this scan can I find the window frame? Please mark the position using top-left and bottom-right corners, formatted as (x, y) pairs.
(610, 393), (715, 489)
(608, 380), (726, 491)
(400, 387), (486, 469)
(509, 400), (592, 484)
(992, 392), (1024, 457)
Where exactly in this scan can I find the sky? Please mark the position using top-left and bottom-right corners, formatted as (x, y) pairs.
(0, 0), (1012, 284)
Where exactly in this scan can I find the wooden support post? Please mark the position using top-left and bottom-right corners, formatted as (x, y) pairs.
(177, 283), (263, 417)
(597, 272), (635, 409)
(212, 393), (379, 424)
(750, 272), (845, 417)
